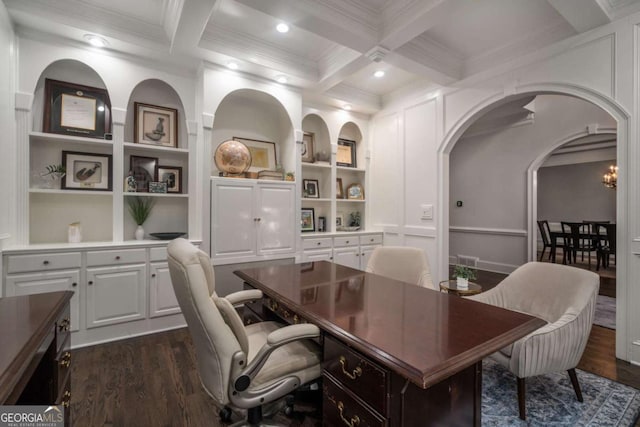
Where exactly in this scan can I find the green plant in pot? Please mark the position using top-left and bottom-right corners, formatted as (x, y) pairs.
(41, 164), (66, 189)
(127, 196), (155, 240)
(453, 265), (476, 289)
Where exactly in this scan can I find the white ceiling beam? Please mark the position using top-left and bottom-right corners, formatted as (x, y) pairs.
(314, 54), (372, 93)
(379, 0), (456, 51)
(547, 0), (610, 33)
(170, 0), (219, 53)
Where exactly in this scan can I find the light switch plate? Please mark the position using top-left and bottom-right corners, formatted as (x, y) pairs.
(421, 204), (433, 220)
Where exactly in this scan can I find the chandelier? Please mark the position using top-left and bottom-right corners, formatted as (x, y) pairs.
(602, 164), (618, 189)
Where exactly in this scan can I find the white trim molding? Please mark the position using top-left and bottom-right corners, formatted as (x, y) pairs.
(449, 226), (527, 237)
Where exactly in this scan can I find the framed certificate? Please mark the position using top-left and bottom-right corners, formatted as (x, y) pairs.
(44, 79), (112, 139)
(336, 138), (357, 167)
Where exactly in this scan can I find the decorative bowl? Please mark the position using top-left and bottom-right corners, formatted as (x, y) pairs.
(338, 226), (360, 232)
(149, 232), (186, 240)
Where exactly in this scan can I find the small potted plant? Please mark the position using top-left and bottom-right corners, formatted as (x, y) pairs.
(41, 164), (66, 188)
(453, 265), (476, 289)
(127, 196), (155, 240)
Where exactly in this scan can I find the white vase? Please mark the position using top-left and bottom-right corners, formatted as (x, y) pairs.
(456, 277), (469, 289)
(135, 225), (145, 240)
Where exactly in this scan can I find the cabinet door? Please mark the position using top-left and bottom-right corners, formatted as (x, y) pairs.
(333, 247), (360, 269)
(6, 270), (81, 332)
(86, 264), (146, 328)
(360, 244), (381, 270)
(302, 248), (333, 262)
(211, 180), (257, 258)
(149, 262), (181, 318)
(256, 183), (295, 255)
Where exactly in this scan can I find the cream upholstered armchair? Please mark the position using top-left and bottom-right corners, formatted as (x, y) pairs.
(467, 262), (599, 420)
(365, 246), (434, 289)
(167, 238), (322, 426)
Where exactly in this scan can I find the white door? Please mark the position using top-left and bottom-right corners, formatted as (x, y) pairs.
(86, 264), (146, 328)
(211, 180), (257, 258)
(256, 183), (295, 255)
(333, 247), (360, 269)
(6, 270), (81, 332)
(360, 245), (380, 270)
(149, 262), (181, 318)
(302, 249), (333, 262)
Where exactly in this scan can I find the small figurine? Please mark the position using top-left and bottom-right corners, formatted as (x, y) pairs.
(125, 170), (137, 192)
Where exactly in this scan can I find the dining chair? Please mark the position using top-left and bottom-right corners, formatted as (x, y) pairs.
(595, 223), (616, 270)
(561, 221), (597, 269)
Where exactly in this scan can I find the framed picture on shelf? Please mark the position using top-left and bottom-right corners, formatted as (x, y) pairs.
(336, 178), (344, 199)
(44, 79), (112, 139)
(61, 151), (112, 191)
(130, 155), (158, 192)
(336, 214), (344, 228)
(134, 102), (178, 148)
(148, 182), (167, 193)
(233, 137), (277, 172)
(346, 183), (364, 200)
(301, 132), (315, 163)
(156, 165), (183, 193)
(303, 179), (319, 198)
(336, 138), (357, 167)
(301, 208), (315, 232)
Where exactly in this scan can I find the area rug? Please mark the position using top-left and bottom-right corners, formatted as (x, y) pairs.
(482, 359), (640, 426)
(595, 295), (616, 330)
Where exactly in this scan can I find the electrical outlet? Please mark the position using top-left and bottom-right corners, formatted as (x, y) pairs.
(421, 204), (433, 220)
(456, 201), (463, 207)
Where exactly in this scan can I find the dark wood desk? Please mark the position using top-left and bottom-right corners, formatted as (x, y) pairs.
(0, 291), (73, 425)
(235, 261), (544, 426)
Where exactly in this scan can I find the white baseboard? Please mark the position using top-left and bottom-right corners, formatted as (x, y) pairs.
(449, 255), (519, 274)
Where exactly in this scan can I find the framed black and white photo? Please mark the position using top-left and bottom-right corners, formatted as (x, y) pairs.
(61, 151), (112, 191)
(301, 132), (315, 163)
(156, 165), (182, 193)
(336, 138), (357, 167)
(301, 208), (315, 232)
(303, 179), (319, 198)
(44, 79), (111, 139)
(134, 102), (178, 148)
(130, 155), (158, 192)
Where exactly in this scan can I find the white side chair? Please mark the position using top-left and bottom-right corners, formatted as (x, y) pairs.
(167, 238), (322, 426)
(365, 246), (434, 289)
(467, 262), (599, 420)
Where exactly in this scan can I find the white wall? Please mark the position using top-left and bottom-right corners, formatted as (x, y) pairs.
(449, 95), (614, 271)
(538, 160), (616, 223)
(0, 2), (14, 241)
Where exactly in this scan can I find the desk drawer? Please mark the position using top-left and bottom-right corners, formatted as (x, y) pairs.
(334, 236), (359, 247)
(324, 335), (387, 415)
(7, 252), (81, 274)
(86, 248), (146, 266)
(360, 234), (382, 245)
(263, 297), (308, 325)
(323, 373), (386, 427)
(303, 238), (332, 249)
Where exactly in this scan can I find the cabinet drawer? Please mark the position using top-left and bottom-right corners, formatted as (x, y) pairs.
(324, 335), (388, 415)
(333, 236), (359, 247)
(149, 246), (168, 261)
(323, 373), (386, 427)
(303, 238), (332, 249)
(87, 248), (146, 266)
(360, 234), (382, 246)
(6, 252), (81, 274)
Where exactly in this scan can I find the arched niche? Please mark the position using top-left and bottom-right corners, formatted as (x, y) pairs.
(31, 59), (111, 133)
(302, 114), (331, 162)
(211, 89), (294, 175)
(338, 122), (364, 167)
(124, 79), (188, 148)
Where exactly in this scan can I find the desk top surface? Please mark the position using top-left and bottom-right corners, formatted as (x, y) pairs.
(0, 291), (73, 403)
(235, 261), (545, 389)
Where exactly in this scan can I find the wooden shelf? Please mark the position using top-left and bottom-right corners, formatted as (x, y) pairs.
(302, 198), (332, 202)
(123, 192), (188, 198)
(30, 132), (113, 148)
(302, 162), (331, 169)
(337, 199), (366, 203)
(29, 188), (113, 195)
(123, 142), (189, 155)
(336, 166), (365, 173)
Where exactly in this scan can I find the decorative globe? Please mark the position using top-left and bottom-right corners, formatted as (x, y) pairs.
(214, 140), (252, 175)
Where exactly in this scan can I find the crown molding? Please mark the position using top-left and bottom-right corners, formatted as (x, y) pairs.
(162, 0), (185, 42)
(317, 46), (362, 81)
(325, 83), (381, 109)
(201, 60), (304, 94)
(394, 35), (463, 80)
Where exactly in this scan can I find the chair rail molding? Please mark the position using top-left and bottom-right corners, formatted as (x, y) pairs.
(449, 226), (527, 237)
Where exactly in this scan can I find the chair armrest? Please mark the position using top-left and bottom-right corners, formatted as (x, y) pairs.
(225, 289), (263, 306)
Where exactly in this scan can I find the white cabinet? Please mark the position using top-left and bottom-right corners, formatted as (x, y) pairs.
(302, 249), (333, 262)
(86, 264), (147, 329)
(333, 246), (361, 269)
(149, 262), (180, 318)
(211, 178), (295, 263)
(301, 233), (382, 270)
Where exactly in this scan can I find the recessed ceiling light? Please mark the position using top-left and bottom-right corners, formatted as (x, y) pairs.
(227, 62), (239, 70)
(276, 75), (288, 84)
(374, 70), (385, 78)
(83, 34), (108, 48)
(276, 23), (290, 33)
(343, 104), (352, 111)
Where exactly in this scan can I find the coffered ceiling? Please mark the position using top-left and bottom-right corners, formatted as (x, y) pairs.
(4, 0), (640, 114)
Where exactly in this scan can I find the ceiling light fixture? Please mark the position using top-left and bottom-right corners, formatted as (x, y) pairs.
(276, 75), (288, 84)
(374, 70), (385, 78)
(343, 104), (352, 111)
(227, 62), (239, 70)
(602, 164), (618, 189)
(276, 23), (290, 33)
(83, 34), (108, 48)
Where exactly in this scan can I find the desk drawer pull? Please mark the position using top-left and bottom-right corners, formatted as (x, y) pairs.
(58, 318), (70, 332)
(337, 401), (360, 427)
(62, 390), (71, 408)
(60, 351), (71, 368)
(339, 356), (362, 380)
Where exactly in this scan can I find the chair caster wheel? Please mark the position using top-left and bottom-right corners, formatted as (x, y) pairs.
(219, 406), (232, 422)
(284, 404), (293, 417)
(284, 395), (294, 417)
